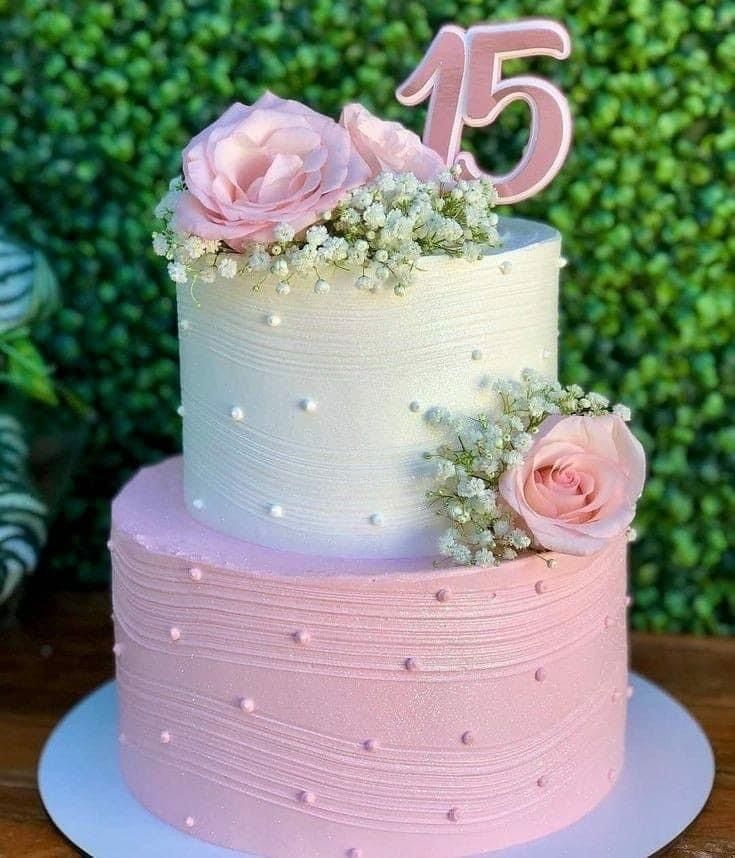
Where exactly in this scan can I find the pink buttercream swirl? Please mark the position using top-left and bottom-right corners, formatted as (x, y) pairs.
(175, 92), (370, 248)
(499, 414), (646, 555)
(339, 103), (445, 182)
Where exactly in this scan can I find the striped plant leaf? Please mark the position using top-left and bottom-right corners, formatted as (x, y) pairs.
(0, 233), (59, 334)
(0, 414), (48, 603)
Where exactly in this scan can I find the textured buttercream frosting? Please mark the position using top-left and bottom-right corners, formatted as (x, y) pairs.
(112, 459), (630, 858)
(178, 217), (561, 558)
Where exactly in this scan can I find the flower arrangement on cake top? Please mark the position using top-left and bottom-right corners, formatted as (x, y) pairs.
(427, 370), (646, 566)
(153, 92), (501, 295)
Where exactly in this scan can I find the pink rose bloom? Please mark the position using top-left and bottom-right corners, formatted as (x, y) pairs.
(175, 92), (370, 247)
(339, 103), (445, 182)
(499, 414), (646, 556)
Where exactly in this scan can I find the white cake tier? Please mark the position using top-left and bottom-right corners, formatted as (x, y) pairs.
(178, 216), (561, 558)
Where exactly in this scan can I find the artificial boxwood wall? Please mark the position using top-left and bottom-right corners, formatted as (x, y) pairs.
(2, 0), (733, 633)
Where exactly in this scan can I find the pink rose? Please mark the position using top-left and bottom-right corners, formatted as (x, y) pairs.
(499, 414), (646, 555)
(339, 103), (445, 182)
(175, 92), (370, 248)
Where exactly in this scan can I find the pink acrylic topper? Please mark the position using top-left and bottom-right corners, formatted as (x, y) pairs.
(396, 20), (572, 203)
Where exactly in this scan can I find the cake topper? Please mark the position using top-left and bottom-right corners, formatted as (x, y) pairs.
(396, 20), (572, 203)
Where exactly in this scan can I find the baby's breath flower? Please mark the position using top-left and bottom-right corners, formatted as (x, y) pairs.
(183, 235), (205, 260)
(217, 257), (238, 279)
(273, 223), (295, 243)
(155, 169), (500, 292)
(613, 403), (632, 421)
(152, 233), (169, 256)
(426, 371), (633, 566)
(167, 261), (188, 284)
(306, 224), (329, 247)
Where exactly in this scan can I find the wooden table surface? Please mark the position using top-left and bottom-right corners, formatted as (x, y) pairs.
(1, 589), (733, 858)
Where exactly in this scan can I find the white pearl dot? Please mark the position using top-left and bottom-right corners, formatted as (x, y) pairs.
(189, 567), (203, 582)
(160, 730), (171, 744)
(268, 503), (284, 518)
(230, 405), (245, 422)
(276, 281), (290, 295)
(409, 400), (421, 413)
(180, 319), (191, 331)
(176, 404), (185, 417)
(185, 816), (195, 828)
(471, 349), (483, 361)
(192, 498), (204, 510)
(369, 512), (384, 527)
(169, 627), (181, 642)
(239, 697), (255, 713)
(314, 279), (330, 294)
(558, 256), (568, 268)
(500, 260), (512, 275)
(300, 398), (317, 413)
(266, 313), (281, 327)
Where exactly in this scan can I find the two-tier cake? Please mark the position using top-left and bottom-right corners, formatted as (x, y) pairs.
(110, 35), (646, 857)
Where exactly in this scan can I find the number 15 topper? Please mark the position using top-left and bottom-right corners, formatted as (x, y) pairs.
(396, 20), (572, 204)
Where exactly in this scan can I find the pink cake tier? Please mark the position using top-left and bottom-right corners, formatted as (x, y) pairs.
(111, 458), (631, 858)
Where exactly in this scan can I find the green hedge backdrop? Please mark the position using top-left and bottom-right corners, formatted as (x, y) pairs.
(2, 0), (733, 633)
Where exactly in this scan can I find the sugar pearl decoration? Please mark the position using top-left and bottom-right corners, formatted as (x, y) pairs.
(535, 580), (548, 595)
(189, 566), (203, 582)
(535, 667), (547, 683)
(545, 557), (558, 569)
(268, 503), (284, 518)
(499, 260), (512, 275)
(169, 626), (181, 642)
(230, 405), (245, 422)
(266, 313), (281, 327)
(626, 685), (634, 699)
(409, 400), (421, 412)
(627, 527), (638, 542)
(299, 790), (316, 805)
(363, 738), (379, 752)
(314, 279), (330, 294)
(300, 398), (317, 413)
(276, 281), (290, 295)
(537, 775), (548, 788)
(185, 816), (195, 828)
(369, 512), (384, 526)
(160, 730), (171, 744)
(625, 595), (633, 608)
(435, 588), (451, 603)
(180, 319), (191, 331)
(461, 731), (474, 746)
(447, 807), (461, 822)
(293, 629), (311, 645)
(404, 657), (420, 672)
(471, 348), (483, 361)
(176, 404), (185, 417)
(192, 498), (204, 510)
(239, 697), (255, 714)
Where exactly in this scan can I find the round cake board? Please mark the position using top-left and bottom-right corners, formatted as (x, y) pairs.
(39, 674), (713, 858)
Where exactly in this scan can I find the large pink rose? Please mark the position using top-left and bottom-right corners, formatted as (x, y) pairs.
(339, 103), (445, 182)
(499, 414), (646, 556)
(175, 92), (370, 247)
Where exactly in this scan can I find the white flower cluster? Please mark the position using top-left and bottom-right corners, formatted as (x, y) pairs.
(152, 168), (501, 296)
(427, 370), (630, 567)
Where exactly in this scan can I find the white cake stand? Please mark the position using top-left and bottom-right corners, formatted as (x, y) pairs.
(39, 673), (713, 858)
